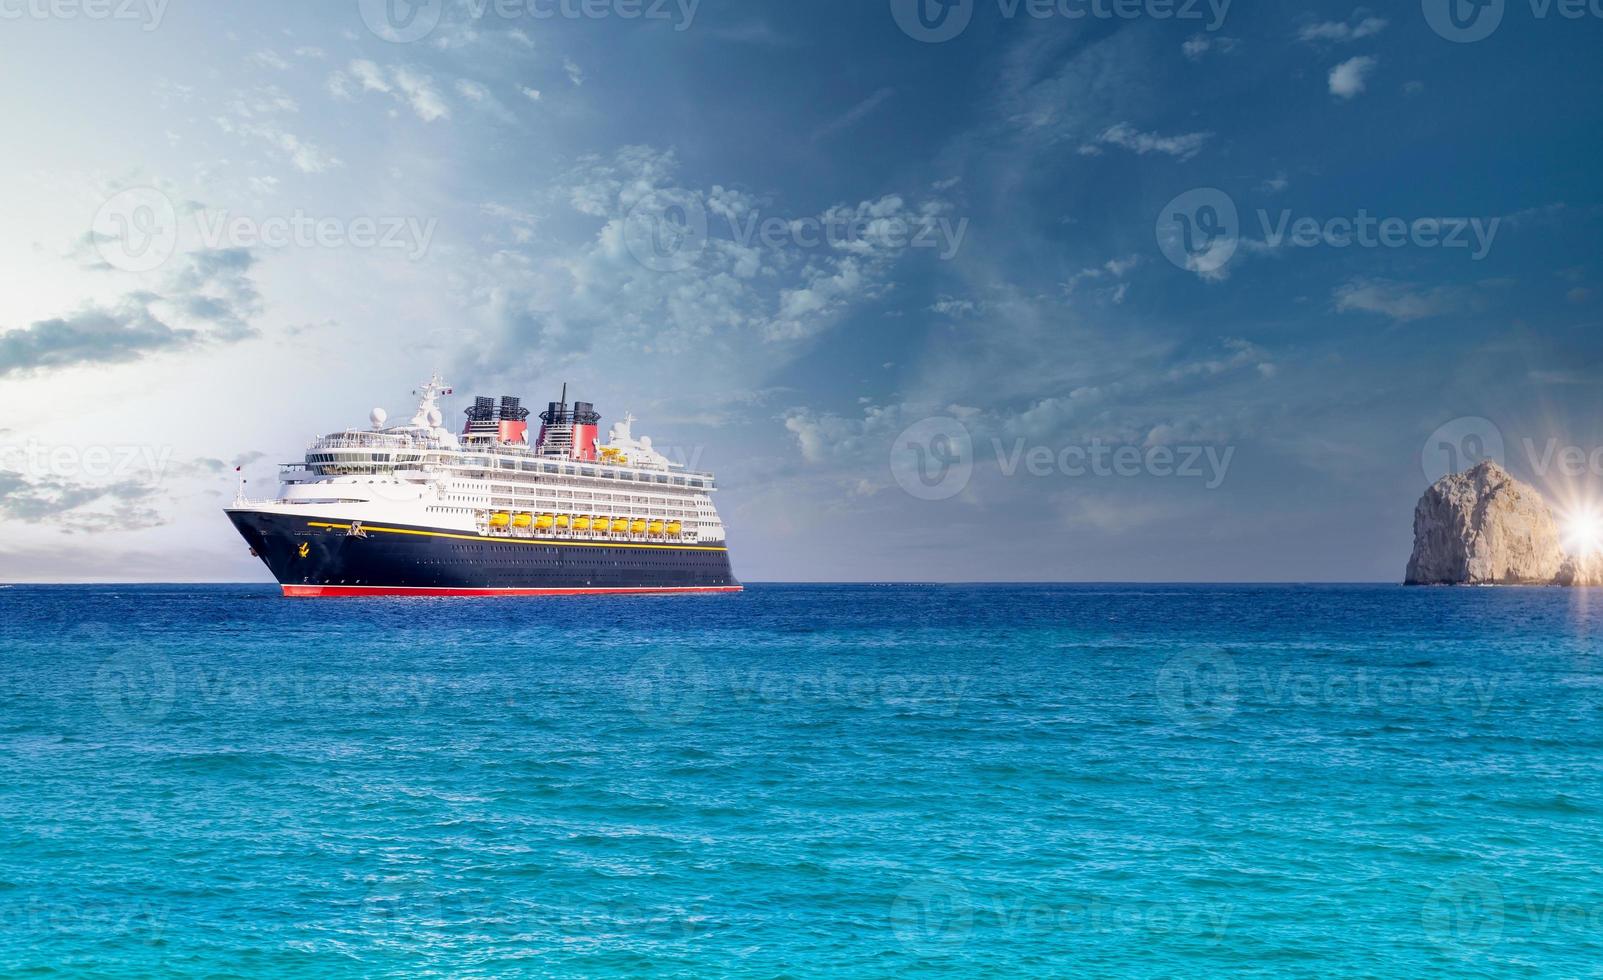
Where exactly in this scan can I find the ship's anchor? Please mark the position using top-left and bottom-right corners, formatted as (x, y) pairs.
(346, 521), (368, 539)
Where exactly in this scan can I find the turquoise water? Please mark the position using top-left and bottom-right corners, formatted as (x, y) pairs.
(1, 584), (1600, 977)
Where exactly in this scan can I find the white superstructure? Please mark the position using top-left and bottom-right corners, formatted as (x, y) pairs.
(237, 376), (728, 544)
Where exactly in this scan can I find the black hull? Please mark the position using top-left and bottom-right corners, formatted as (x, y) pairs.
(227, 510), (740, 596)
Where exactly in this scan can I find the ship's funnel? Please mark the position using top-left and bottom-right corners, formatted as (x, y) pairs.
(463, 395), (496, 436)
(498, 395), (530, 445)
(572, 401), (600, 462)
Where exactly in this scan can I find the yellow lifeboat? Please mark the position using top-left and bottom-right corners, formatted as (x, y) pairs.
(555, 515), (571, 529)
(648, 520), (665, 535)
(666, 521), (682, 536)
(573, 516), (592, 531)
(609, 517), (630, 533)
(535, 514), (556, 530)
(512, 513), (533, 529)
(630, 519), (648, 535)
(488, 512), (511, 528)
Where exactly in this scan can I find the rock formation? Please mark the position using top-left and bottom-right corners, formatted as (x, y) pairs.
(1405, 461), (1568, 585)
(1555, 552), (1603, 586)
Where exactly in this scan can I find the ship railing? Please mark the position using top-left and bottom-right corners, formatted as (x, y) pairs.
(310, 431), (417, 451)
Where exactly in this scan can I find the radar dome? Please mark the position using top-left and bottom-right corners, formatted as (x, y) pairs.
(427, 408), (444, 427)
(370, 407), (388, 427)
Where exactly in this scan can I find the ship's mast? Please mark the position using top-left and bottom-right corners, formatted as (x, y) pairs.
(410, 373), (453, 428)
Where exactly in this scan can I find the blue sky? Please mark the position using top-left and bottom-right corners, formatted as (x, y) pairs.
(1, 0), (1600, 581)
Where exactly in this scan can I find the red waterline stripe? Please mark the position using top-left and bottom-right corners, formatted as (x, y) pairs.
(282, 584), (744, 598)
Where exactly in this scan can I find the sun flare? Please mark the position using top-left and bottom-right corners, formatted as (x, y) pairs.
(1563, 508), (1603, 557)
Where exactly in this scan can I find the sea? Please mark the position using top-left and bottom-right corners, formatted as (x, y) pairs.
(1, 583), (1600, 978)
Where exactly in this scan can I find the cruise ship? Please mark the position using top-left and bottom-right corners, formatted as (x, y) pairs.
(226, 377), (740, 597)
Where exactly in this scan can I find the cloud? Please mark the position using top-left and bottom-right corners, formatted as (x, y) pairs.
(1082, 122), (1211, 160)
(1299, 14), (1388, 42)
(0, 248), (262, 378)
(1064, 254), (1142, 299)
(0, 305), (197, 379)
(350, 59), (390, 93)
(564, 57), (584, 87)
(455, 78), (515, 122)
(1182, 34), (1240, 60)
(931, 297), (980, 317)
(813, 87), (896, 142)
(250, 49), (291, 70)
(0, 471), (168, 532)
(1332, 279), (1473, 321)
(520, 86), (542, 102)
(1329, 56), (1377, 99)
(249, 124), (342, 173)
(709, 21), (798, 45)
(459, 146), (959, 386)
(393, 66), (450, 121)
(329, 60), (450, 122)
